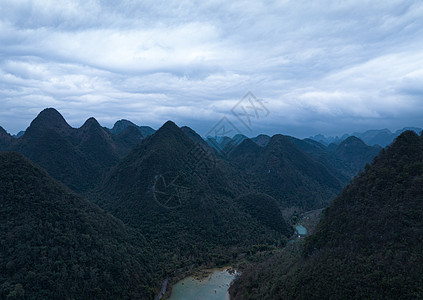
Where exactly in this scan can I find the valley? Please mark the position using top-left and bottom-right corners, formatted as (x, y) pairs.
(1, 108), (421, 299)
(2, 1), (422, 299)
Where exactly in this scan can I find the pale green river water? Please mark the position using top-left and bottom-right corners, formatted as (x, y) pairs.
(168, 268), (236, 300)
(296, 224), (307, 235)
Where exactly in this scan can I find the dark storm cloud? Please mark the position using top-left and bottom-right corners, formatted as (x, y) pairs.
(0, 0), (422, 137)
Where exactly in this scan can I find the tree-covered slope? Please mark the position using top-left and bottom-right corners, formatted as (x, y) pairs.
(333, 135), (382, 176)
(0, 152), (160, 299)
(229, 135), (343, 209)
(235, 193), (293, 237)
(230, 131), (423, 300)
(96, 121), (292, 270)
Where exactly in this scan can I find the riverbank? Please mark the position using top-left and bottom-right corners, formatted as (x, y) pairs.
(157, 209), (324, 299)
(167, 267), (238, 300)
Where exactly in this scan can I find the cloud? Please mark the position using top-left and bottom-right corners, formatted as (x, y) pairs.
(0, 0), (422, 137)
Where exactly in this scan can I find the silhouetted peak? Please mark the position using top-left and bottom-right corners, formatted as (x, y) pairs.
(390, 130), (421, 151)
(115, 119), (135, 126)
(258, 134), (269, 137)
(111, 119), (138, 134)
(81, 117), (101, 129)
(25, 108), (71, 137)
(32, 108), (70, 128)
(338, 136), (366, 148)
(78, 117), (112, 144)
(266, 134), (292, 148)
(161, 120), (179, 130)
(252, 134), (271, 147)
(394, 127), (422, 136)
(233, 134), (248, 143)
(255, 134), (270, 139)
(152, 120), (182, 137)
(397, 129), (419, 139)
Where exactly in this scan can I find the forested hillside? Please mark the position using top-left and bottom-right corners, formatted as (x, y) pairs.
(228, 135), (344, 209)
(96, 121), (293, 272)
(0, 152), (161, 299)
(230, 131), (423, 299)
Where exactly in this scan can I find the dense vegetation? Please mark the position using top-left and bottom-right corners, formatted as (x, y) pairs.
(235, 193), (293, 237)
(333, 136), (381, 176)
(287, 135), (380, 182)
(0, 108), (392, 298)
(228, 135), (344, 209)
(230, 131), (423, 299)
(95, 121), (293, 272)
(0, 152), (161, 299)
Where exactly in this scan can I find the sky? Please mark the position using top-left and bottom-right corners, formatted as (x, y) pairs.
(0, 0), (422, 138)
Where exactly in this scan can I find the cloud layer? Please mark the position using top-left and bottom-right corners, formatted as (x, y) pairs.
(1, 0), (422, 137)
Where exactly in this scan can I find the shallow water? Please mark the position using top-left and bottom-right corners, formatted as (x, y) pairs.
(168, 268), (236, 300)
(296, 224), (307, 235)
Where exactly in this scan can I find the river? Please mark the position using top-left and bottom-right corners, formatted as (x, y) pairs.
(295, 224), (307, 235)
(168, 268), (237, 300)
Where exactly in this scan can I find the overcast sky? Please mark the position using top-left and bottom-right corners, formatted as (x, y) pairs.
(1, 0), (422, 138)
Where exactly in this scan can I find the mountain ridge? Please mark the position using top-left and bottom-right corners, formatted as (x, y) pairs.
(310, 127), (422, 147)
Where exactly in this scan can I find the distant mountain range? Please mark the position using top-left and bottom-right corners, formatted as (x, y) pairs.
(7, 114), (420, 150)
(0, 108), (382, 202)
(310, 127), (422, 147)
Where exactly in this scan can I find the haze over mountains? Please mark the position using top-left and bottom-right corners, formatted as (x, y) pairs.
(1, 107), (421, 299)
(310, 127), (422, 147)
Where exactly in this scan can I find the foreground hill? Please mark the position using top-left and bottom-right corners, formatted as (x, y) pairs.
(230, 131), (423, 299)
(96, 121), (292, 270)
(0, 152), (159, 299)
